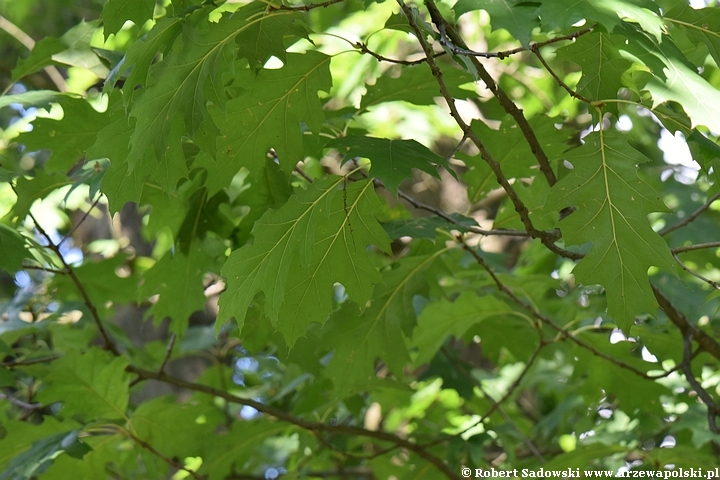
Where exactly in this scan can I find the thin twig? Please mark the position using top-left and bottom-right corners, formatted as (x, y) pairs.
(424, 0), (560, 188)
(456, 234), (673, 380)
(531, 46), (593, 104)
(159, 333), (176, 374)
(652, 284), (720, 361)
(2, 354), (62, 367)
(22, 265), (67, 274)
(126, 365), (460, 479)
(673, 252), (720, 290)
(440, 346), (546, 463)
(60, 195), (102, 246)
(436, 25), (595, 60)
(671, 241), (720, 254)
(402, 1), (580, 259)
(23, 205), (120, 356)
(126, 431), (204, 480)
(384, 180), (530, 237)
(0, 392), (43, 412)
(680, 333), (719, 433)
(353, 41), (429, 65)
(267, 0), (344, 11)
(660, 191), (720, 236)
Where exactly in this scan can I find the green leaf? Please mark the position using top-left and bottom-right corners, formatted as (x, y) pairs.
(412, 291), (510, 366)
(621, 25), (720, 133)
(0, 418), (74, 474)
(141, 239), (216, 336)
(382, 214), (478, 240)
(37, 348), (129, 421)
(454, 0), (539, 46)
(0, 429), (90, 480)
(12, 22), (97, 80)
(665, 5), (720, 68)
(104, 16), (183, 97)
(18, 98), (110, 173)
(324, 250), (446, 395)
(328, 136), (450, 194)
(127, 5), (304, 169)
(462, 115), (570, 203)
(547, 130), (675, 329)
(560, 32), (632, 112)
(199, 422), (291, 480)
(0, 224), (31, 273)
(218, 177), (391, 346)
(101, 0), (155, 39)
(50, 255), (137, 306)
(7, 170), (71, 223)
(361, 65), (473, 108)
(130, 396), (219, 458)
(203, 51), (332, 193)
(0, 91), (70, 112)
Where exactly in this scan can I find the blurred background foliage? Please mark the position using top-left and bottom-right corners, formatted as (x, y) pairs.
(0, 0), (720, 478)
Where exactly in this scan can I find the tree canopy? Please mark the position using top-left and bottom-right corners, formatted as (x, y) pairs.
(1, 0), (720, 477)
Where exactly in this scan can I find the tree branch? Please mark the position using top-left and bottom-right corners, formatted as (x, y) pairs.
(424, 0), (559, 187)
(267, 0), (344, 11)
(680, 333), (720, 433)
(126, 430), (204, 480)
(652, 284), (720, 360)
(456, 234), (673, 380)
(660, 191), (720, 236)
(401, 1), (580, 260)
(24, 208), (120, 356)
(125, 365), (460, 479)
(440, 346), (546, 463)
(530, 45), (593, 104)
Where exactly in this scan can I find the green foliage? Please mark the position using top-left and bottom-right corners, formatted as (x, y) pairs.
(1, 0), (720, 478)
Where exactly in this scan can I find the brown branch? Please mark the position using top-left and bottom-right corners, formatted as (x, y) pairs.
(2, 354), (62, 367)
(126, 431), (204, 480)
(436, 26), (595, 60)
(353, 41), (429, 65)
(652, 284), (720, 361)
(456, 235), (672, 380)
(424, 0), (559, 188)
(267, 0), (344, 11)
(660, 191), (720, 236)
(0, 392), (43, 412)
(60, 195), (102, 246)
(672, 241), (720, 254)
(672, 253), (720, 290)
(159, 333), (176, 374)
(23, 206), (120, 356)
(378, 179), (530, 237)
(125, 365), (460, 479)
(402, 1), (580, 259)
(530, 46), (593, 104)
(680, 333), (720, 433)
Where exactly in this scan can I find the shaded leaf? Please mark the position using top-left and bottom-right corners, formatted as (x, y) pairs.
(0, 224), (31, 273)
(218, 177), (391, 346)
(37, 348), (129, 421)
(329, 136), (449, 194)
